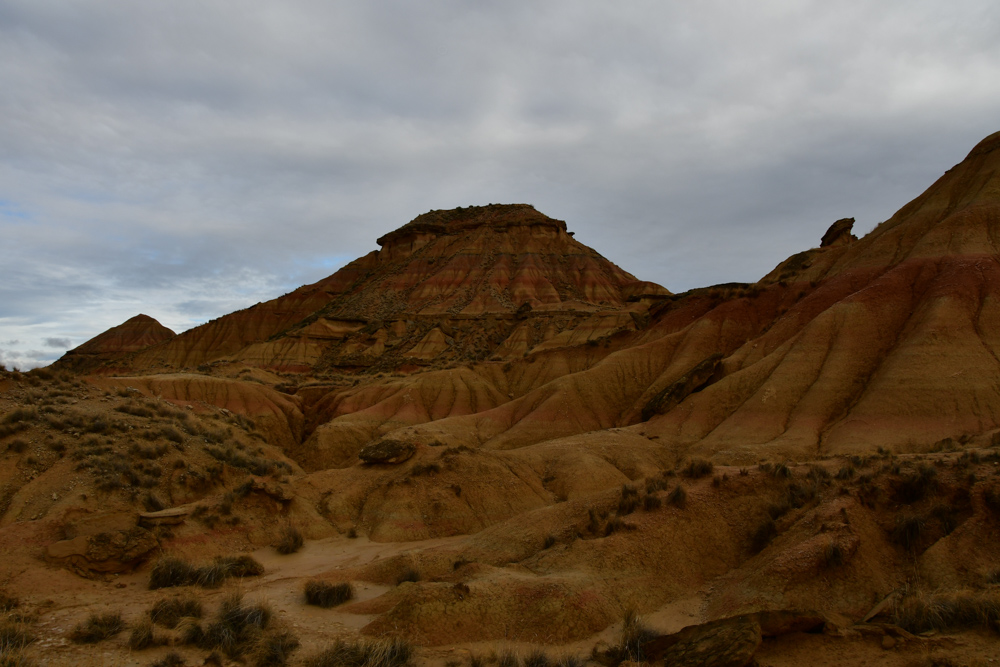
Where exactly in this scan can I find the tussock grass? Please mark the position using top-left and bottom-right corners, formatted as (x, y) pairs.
(893, 464), (938, 504)
(616, 485), (640, 515)
(200, 592), (273, 658)
(149, 596), (203, 628)
(275, 526), (304, 555)
(895, 589), (1000, 634)
(524, 649), (550, 667)
(126, 617), (159, 650)
(304, 580), (354, 608)
(303, 637), (412, 667)
(68, 611), (124, 643)
(149, 653), (185, 667)
(667, 485), (687, 508)
(892, 515), (925, 552)
(149, 554), (264, 589)
(249, 629), (300, 666)
(750, 517), (777, 554)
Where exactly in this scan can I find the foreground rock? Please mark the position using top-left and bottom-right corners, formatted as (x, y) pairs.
(46, 527), (158, 577)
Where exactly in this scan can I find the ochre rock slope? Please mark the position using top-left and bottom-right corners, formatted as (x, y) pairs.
(54, 313), (175, 374)
(109, 204), (664, 374)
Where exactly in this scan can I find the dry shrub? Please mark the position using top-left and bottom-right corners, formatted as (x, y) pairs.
(200, 592), (273, 658)
(524, 649), (550, 667)
(275, 526), (304, 555)
(823, 540), (844, 567)
(750, 517), (777, 554)
(0, 592), (18, 613)
(642, 494), (662, 511)
(149, 596), (203, 628)
(149, 556), (198, 589)
(150, 554), (263, 589)
(69, 611), (124, 643)
(303, 637), (412, 667)
(602, 610), (656, 665)
(127, 617), (160, 650)
(150, 653), (185, 667)
(616, 485), (640, 515)
(667, 485), (687, 508)
(250, 629), (300, 666)
(681, 458), (713, 479)
(892, 515), (925, 552)
(304, 580), (354, 608)
(895, 589), (1000, 634)
(893, 464), (938, 503)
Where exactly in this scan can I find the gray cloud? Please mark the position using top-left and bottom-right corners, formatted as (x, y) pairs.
(1, 0), (999, 357)
(43, 337), (71, 348)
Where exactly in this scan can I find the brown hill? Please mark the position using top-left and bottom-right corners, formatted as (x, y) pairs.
(79, 204), (666, 375)
(54, 313), (175, 374)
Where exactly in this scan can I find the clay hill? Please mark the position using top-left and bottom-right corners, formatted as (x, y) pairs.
(1, 133), (1000, 666)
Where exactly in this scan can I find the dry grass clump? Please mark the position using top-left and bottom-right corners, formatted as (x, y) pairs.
(822, 540), (844, 567)
(275, 526), (304, 555)
(895, 589), (1000, 634)
(250, 629), (301, 666)
(199, 592), (279, 660)
(303, 637), (412, 667)
(304, 580), (354, 608)
(667, 485), (687, 508)
(616, 485), (640, 515)
(523, 649), (550, 667)
(0, 593), (18, 613)
(891, 515), (925, 552)
(149, 653), (185, 667)
(149, 596), (203, 628)
(68, 611), (124, 643)
(149, 554), (264, 589)
(681, 458), (713, 479)
(0, 615), (35, 662)
(127, 617), (161, 650)
(600, 610), (657, 665)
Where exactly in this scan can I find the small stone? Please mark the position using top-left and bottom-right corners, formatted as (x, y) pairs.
(882, 635), (896, 650)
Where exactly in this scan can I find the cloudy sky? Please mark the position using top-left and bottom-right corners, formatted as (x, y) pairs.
(2, 1), (999, 369)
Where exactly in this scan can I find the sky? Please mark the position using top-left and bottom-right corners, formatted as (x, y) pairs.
(2, 1), (999, 369)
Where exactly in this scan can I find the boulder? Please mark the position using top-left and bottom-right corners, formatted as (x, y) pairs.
(642, 616), (761, 667)
(46, 526), (158, 577)
(359, 439), (417, 464)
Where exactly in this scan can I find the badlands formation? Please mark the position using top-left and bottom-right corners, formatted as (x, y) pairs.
(2, 133), (1000, 665)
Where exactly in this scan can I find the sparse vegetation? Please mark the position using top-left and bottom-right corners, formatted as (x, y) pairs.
(275, 525), (304, 554)
(149, 554), (264, 589)
(303, 637), (412, 667)
(681, 458), (713, 479)
(150, 653), (185, 667)
(667, 485), (687, 508)
(601, 610), (656, 665)
(895, 589), (1000, 634)
(750, 517), (778, 553)
(304, 580), (354, 608)
(250, 629), (300, 667)
(893, 463), (938, 503)
(892, 515), (926, 552)
(69, 611), (125, 643)
(149, 596), (203, 628)
(200, 592), (274, 658)
(616, 485), (640, 515)
(642, 494), (662, 511)
(127, 617), (159, 650)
